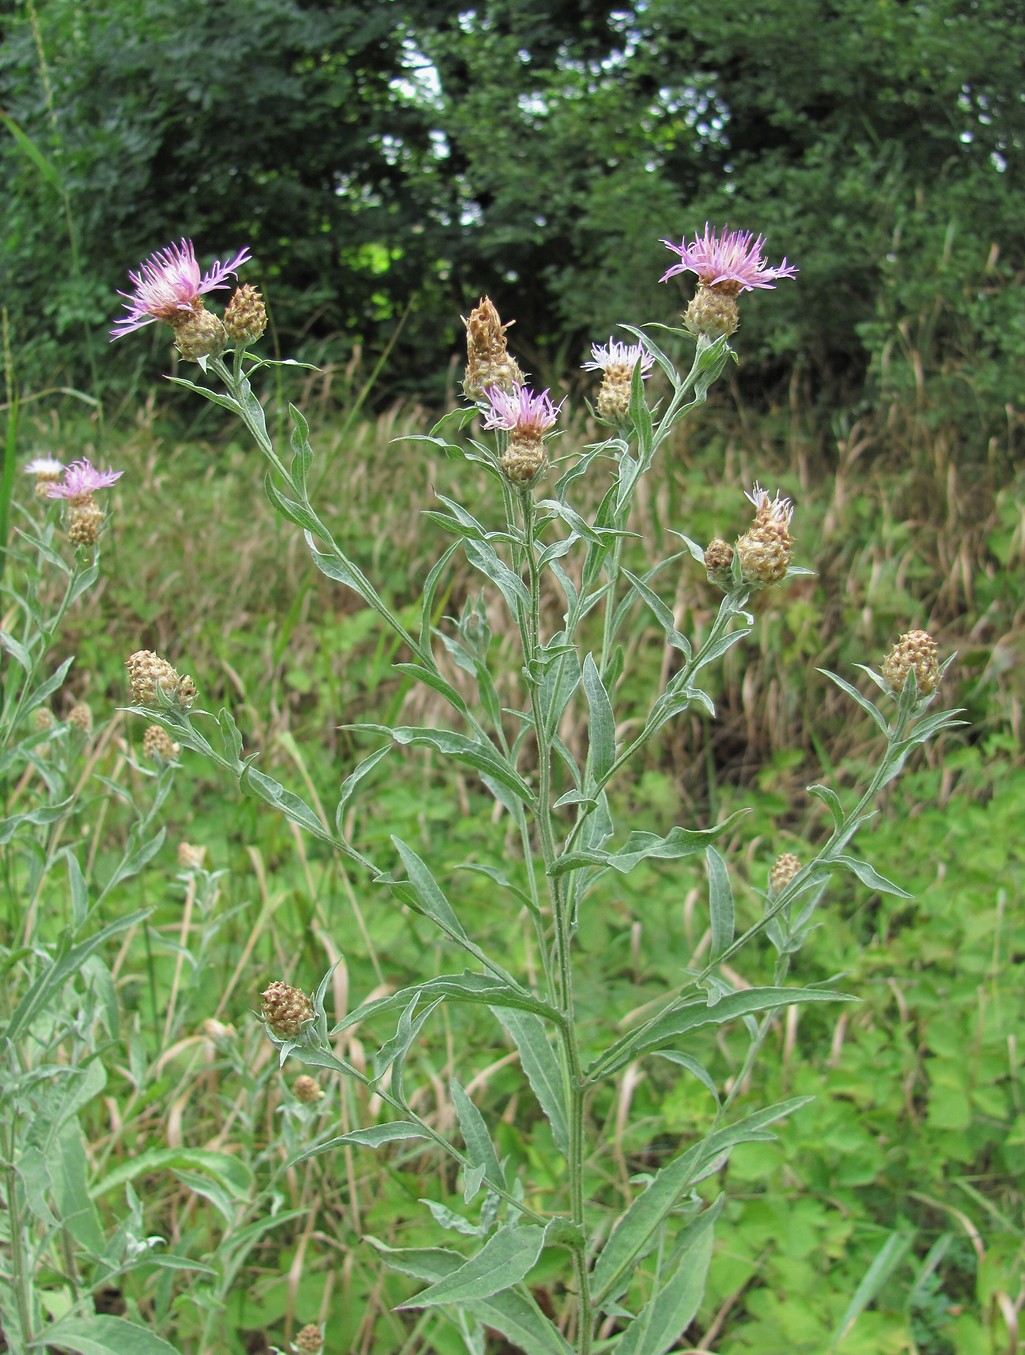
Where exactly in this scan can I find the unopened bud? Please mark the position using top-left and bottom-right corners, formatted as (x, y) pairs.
(261, 981), (314, 1040)
(881, 630), (940, 696)
(67, 500), (104, 546)
(735, 484), (794, 586)
(143, 724), (181, 763)
(177, 841), (206, 870)
(769, 852), (801, 897)
(294, 1075), (324, 1104)
(68, 702), (93, 734)
(126, 650), (197, 710)
(224, 284), (267, 344)
(294, 1325), (324, 1354)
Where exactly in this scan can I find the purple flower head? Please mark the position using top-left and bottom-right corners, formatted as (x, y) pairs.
(46, 459), (124, 501)
(583, 338), (654, 377)
(482, 383), (562, 437)
(111, 238), (251, 340)
(660, 224), (797, 293)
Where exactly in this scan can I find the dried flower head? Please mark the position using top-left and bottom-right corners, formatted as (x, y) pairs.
(46, 459), (123, 504)
(483, 382), (562, 487)
(111, 238), (251, 340)
(881, 630), (940, 696)
(223, 283), (268, 344)
(583, 337), (654, 424)
(142, 724), (181, 763)
(261, 981), (314, 1040)
(68, 702), (93, 734)
(294, 1325), (324, 1354)
(25, 457), (65, 498)
(769, 852), (801, 897)
(177, 841), (207, 870)
(33, 706), (56, 733)
(463, 296), (525, 399)
(293, 1074), (324, 1104)
(126, 650), (197, 710)
(735, 484), (795, 586)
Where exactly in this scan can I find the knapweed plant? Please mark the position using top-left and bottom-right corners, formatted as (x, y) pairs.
(113, 228), (962, 1354)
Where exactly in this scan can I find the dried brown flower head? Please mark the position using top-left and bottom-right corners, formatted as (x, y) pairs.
(463, 297), (525, 400)
(294, 1325), (324, 1354)
(177, 841), (207, 870)
(68, 701), (93, 734)
(293, 1074), (324, 1104)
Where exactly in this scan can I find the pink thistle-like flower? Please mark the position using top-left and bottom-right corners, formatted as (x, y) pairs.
(582, 338), (654, 377)
(45, 459), (123, 501)
(482, 383), (562, 436)
(660, 224), (797, 293)
(111, 238), (252, 339)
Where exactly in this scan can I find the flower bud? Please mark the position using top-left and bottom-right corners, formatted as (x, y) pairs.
(881, 630), (940, 696)
(224, 283), (267, 344)
(34, 707), (56, 733)
(177, 841), (206, 870)
(126, 650), (198, 710)
(703, 537), (735, 587)
(68, 702), (93, 734)
(293, 1074), (324, 1104)
(294, 1325), (324, 1354)
(143, 724), (181, 763)
(261, 981), (314, 1039)
(684, 284), (740, 339)
(769, 852), (801, 897)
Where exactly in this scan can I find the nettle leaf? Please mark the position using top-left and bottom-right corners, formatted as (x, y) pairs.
(368, 1239), (572, 1355)
(398, 1223), (547, 1308)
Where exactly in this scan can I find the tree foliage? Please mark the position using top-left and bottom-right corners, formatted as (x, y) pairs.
(2, 0), (1023, 418)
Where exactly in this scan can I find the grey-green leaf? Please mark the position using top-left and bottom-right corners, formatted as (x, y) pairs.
(398, 1224), (546, 1308)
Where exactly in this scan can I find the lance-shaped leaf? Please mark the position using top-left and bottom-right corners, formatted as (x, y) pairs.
(452, 1079), (506, 1200)
(368, 1239), (572, 1355)
(582, 653), (616, 789)
(614, 1198), (722, 1355)
(38, 1315), (181, 1355)
(397, 1223), (546, 1308)
(706, 846), (735, 960)
(330, 972), (557, 1035)
(830, 853), (912, 898)
(289, 1121), (429, 1167)
(591, 987), (853, 1081)
(356, 724), (533, 805)
(492, 1008), (569, 1154)
(621, 567), (691, 655)
(593, 1098), (812, 1306)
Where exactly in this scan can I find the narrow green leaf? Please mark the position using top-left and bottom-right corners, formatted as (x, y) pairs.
(621, 568), (691, 654)
(807, 782), (845, 829)
(831, 853), (912, 898)
(706, 847), (735, 960)
(593, 988), (852, 1080)
(492, 1009), (569, 1154)
(290, 1122), (429, 1165)
(463, 538), (532, 612)
(0, 798), (75, 846)
(582, 654), (616, 787)
(827, 1229), (914, 1349)
(399, 1223), (546, 1308)
(368, 1239), (572, 1355)
(334, 746), (391, 833)
(451, 1079), (505, 1198)
(392, 662), (470, 716)
(818, 668), (890, 734)
(287, 404), (313, 491)
(392, 837), (468, 940)
(93, 1147), (252, 1201)
(614, 1200), (720, 1354)
(359, 724), (533, 805)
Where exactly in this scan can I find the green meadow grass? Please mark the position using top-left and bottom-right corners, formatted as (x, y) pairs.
(4, 383), (1024, 1354)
